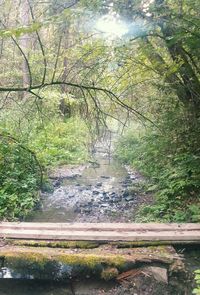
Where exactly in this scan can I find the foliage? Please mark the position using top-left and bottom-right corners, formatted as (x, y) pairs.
(0, 137), (40, 220)
(193, 270), (200, 295)
(115, 118), (200, 222)
(30, 117), (89, 167)
(26, 90), (90, 166)
(0, 89), (90, 220)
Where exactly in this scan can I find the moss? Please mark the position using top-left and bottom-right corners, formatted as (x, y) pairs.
(1, 248), (129, 281)
(0, 244), (183, 281)
(56, 254), (126, 269)
(4, 251), (49, 269)
(101, 267), (119, 281)
(1, 250), (126, 272)
(113, 241), (175, 248)
(1, 249), (129, 281)
(8, 240), (100, 249)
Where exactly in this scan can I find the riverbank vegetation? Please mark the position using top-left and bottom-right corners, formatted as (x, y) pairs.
(0, 0), (199, 221)
(0, 91), (90, 219)
(114, 0), (200, 222)
(193, 270), (200, 295)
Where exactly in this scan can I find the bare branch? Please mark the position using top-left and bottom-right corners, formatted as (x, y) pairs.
(0, 20), (32, 87)
(0, 80), (158, 127)
(52, 35), (62, 82)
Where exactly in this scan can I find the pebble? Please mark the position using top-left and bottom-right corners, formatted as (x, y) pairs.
(68, 193), (74, 198)
(101, 203), (109, 208)
(74, 207), (81, 213)
(122, 190), (129, 197)
(54, 180), (61, 187)
(109, 192), (116, 196)
(125, 196), (135, 201)
(40, 161), (151, 223)
(84, 208), (92, 214)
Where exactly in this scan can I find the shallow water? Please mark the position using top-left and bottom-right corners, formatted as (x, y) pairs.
(26, 151), (143, 223)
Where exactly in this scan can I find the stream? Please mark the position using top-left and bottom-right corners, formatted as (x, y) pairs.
(0, 143), (200, 294)
(27, 144), (151, 223)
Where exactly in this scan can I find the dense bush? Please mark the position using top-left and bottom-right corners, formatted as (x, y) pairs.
(0, 87), (91, 220)
(115, 122), (200, 222)
(0, 137), (41, 220)
(0, 116), (90, 220)
(30, 117), (89, 167)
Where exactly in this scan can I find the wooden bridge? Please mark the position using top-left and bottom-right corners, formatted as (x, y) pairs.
(0, 222), (199, 281)
(1, 222), (200, 244)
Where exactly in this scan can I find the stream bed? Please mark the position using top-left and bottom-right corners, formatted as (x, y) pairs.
(0, 146), (200, 294)
(27, 149), (152, 223)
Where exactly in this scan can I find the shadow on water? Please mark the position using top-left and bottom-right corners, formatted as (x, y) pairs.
(0, 278), (115, 295)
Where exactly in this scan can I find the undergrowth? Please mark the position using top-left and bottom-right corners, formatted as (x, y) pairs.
(0, 90), (90, 220)
(0, 137), (40, 220)
(115, 124), (200, 223)
(193, 270), (200, 295)
(30, 117), (89, 167)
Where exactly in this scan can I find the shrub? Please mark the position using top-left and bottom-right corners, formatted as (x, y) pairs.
(115, 127), (200, 222)
(0, 136), (41, 220)
(193, 270), (200, 294)
(30, 117), (89, 167)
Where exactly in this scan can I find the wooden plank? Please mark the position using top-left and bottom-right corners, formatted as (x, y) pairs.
(0, 222), (200, 242)
(1, 222), (200, 231)
(1, 231), (200, 241)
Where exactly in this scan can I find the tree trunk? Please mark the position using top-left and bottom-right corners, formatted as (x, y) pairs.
(20, 0), (30, 88)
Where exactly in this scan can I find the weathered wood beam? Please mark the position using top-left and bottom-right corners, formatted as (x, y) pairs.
(0, 222), (200, 243)
(1, 222), (200, 230)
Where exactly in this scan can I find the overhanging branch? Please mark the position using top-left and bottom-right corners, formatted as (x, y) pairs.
(0, 81), (158, 127)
